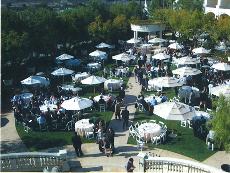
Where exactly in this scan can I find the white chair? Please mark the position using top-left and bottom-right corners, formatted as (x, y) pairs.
(134, 122), (140, 129)
(99, 104), (106, 112)
(194, 106), (200, 111)
(160, 132), (166, 143)
(86, 131), (94, 139)
(181, 120), (187, 127)
(163, 124), (167, 131)
(141, 120), (147, 124)
(159, 121), (164, 127)
(136, 136), (145, 151)
(155, 136), (161, 145)
(151, 136), (157, 144)
(138, 103), (144, 112)
(186, 120), (192, 129)
(206, 108), (212, 113)
(129, 125), (136, 138)
(149, 120), (156, 124)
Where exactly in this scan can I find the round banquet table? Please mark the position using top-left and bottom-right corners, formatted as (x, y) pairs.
(104, 79), (123, 90)
(138, 123), (162, 142)
(193, 111), (210, 120)
(144, 96), (162, 104)
(75, 119), (94, 136)
(73, 72), (89, 82)
(87, 63), (101, 69)
(94, 95), (111, 102)
(40, 104), (57, 112)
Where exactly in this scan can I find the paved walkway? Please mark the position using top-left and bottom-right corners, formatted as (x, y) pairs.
(1, 73), (229, 171)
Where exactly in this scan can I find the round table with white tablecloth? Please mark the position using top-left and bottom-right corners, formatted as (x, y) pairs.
(75, 119), (94, 136)
(94, 95), (111, 102)
(193, 111), (210, 120)
(87, 63), (101, 70)
(144, 96), (162, 105)
(104, 79), (123, 90)
(39, 104), (57, 112)
(73, 72), (90, 82)
(138, 123), (163, 142)
(115, 67), (129, 77)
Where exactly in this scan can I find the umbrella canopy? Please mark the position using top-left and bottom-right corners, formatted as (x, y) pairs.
(210, 85), (230, 97)
(65, 58), (81, 67)
(81, 75), (106, 85)
(96, 42), (112, 49)
(168, 43), (184, 50)
(126, 38), (140, 44)
(175, 56), (200, 65)
(152, 53), (170, 60)
(192, 47), (210, 55)
(148, 38), (167, 44)
(56, 54), (74, 61)
(21, 76), (50, 86)
(212, 63), (230, 71)
(148, 77), (183, 88)
(112, 53), (135, 62)
(61, 97), (93, 111)
(89, 50), (107, 57)
(172, 67), (202, 76)
(51, 68), (74, 76)
(153, 101), (194, 120)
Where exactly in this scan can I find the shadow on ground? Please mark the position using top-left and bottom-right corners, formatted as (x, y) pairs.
(1, 139), (27, 154)
(1, 117), (9, 127)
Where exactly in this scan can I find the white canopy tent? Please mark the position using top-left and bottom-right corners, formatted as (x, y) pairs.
(212, 63), (230, 71)
(152, 53), (170, 60)
(56, 54), (74, 61)
(112, 53), (136, 62)
(175, 56), (200, 65)
(153, 101), (195, 120)
(61, 97), (93, 111)
(192, 47), (210, 55)
(51, 68), (74, 76)
(148, 38), (167, 44)
(148, 77), (183, 88)
(96, 42), (112, 49)
(168, 43), (184, 50)
(172, 67), (202, 76)
(126, 38), (141, 44)
(210, 85), (230, 97)
(21, 76), (50, 87)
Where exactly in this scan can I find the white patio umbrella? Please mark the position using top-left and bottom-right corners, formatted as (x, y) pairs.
(152, 53), (170, 60)
(56, 54), (74, 61)
(61, 97), (93, 111)
(168, 43), (184, 50)
(172, 67), (202, 76)
(51, 68), (74, 76)
(112, 53), (135, 62)
(81, 75), (106, 93)
(148, 77), (183, 88)
(126, 38), (140, 44)
(96, 42), (112, 49)
(21, 76), (50, 87)
(148, 38), (167, 44)
(153, 101), (195, 121)
(192, 47), (210, 55)
(176, 56), (200, 65)
(212, 63), (230, 71)
(210, 85), (230, 97)
(89, 50), (107, 57)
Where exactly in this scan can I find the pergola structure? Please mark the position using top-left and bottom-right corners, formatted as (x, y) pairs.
(203, 0), (230, 17)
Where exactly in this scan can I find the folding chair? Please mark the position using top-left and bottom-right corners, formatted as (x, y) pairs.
(149, 120), (156, 124)
(181, 120), (187, 127)
(99, 104), (106, 112)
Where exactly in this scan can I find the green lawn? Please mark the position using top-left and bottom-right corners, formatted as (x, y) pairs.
(128, 113), (216, 161)
(142, 87), (177, 100)
(16, 111), (113, 151)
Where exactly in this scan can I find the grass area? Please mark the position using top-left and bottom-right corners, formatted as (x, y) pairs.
(142, 87), (177, 100)
(16, 111), (113, 151)
(127, 113), (216, 161)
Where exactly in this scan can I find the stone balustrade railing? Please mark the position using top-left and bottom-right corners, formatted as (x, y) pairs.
(139, 156), (224, 173)
(1, 150), (70, 172)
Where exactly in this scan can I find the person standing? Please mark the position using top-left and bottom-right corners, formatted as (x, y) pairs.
(72, 132), (83, 157)
(114, 102), (121, 120)
(121, 106), (129, 130)
(106, 127), (115, 153)
(126, 158), (136, 172)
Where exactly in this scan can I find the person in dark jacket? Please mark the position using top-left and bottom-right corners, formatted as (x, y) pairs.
(121, 106), (129, 130)
(106, 128), (115, 153)
(72, 132), (83, 157)
(126, 158), (136, 172)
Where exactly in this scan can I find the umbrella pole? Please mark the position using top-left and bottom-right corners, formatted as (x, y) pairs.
(94, 86), (95, 94)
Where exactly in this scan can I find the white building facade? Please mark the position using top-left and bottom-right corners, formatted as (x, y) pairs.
(204, 0), (230, 17)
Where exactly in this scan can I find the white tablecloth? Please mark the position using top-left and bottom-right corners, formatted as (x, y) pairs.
(104, 79), (123, 90)
(144, 96), (162, 104)
(87, 63), (101, 69)
(40, 104), (57, 112)
(73, 72), (89, 82)
(61, 85), (82, 92)
(138, 123), (162, 141)
(94, 95), (111, 102)
(75, 119), (94, 136)
(193, 111), (210, 120)
(115, 67), (129, 76)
